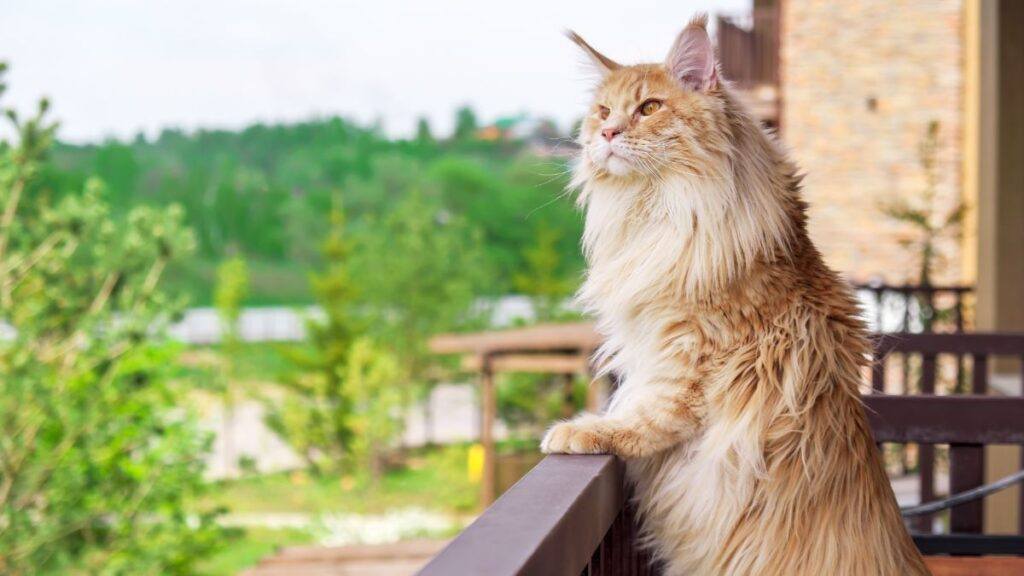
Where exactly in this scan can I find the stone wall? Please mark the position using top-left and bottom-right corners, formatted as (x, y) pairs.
(780, 0), (964, 283)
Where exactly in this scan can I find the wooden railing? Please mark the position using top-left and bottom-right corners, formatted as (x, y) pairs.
(420, 397), (1024, 575)
(716, 8), (780, 87)
(854, 283), (973, 333)
(419, 333), (1024, 575)
(871, 332), (1024, 538)
(417, 455), (647, 576)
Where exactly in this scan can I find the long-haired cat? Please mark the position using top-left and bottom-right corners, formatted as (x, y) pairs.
(541, 15), (930, 576)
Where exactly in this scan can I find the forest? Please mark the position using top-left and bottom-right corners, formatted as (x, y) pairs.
(46, 110), (584, 305)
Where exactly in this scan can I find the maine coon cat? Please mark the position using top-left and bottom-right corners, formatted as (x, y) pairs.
(541, 15), (930, 576)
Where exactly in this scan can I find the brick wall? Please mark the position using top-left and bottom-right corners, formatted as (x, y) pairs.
(780, 0), (964, 283)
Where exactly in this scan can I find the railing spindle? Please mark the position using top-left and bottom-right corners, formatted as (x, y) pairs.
(950, 441), (986, 532)
(914, 352), (938, 533)
(954, 291), (965, 333)
(873, 288), (884, 332)
(961, 353), (990, 532)
(871, 349), (886, 393)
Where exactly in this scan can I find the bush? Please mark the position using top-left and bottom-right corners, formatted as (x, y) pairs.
(0, 64), (224, 575)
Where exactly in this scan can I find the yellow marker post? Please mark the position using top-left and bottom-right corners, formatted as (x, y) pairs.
(467, 443), (484, 484)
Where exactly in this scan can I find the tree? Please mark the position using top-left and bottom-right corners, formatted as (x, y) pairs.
(881, 120), (965, 287)
(453, 105), (479, 141)
(415, 116), (434, 145)
(352, 191), (490, 442)
(215, 256), (249, 346)
(47, 108), (584, 305)
(0, 64), (222, 575)
(880, 120), (965, 330)
(354, 191), (488, 372)
(214, 255), (249, 476)
(265, 199), (359, 474)
(345, 338), (403, 482)
(513, 225), (574, 321)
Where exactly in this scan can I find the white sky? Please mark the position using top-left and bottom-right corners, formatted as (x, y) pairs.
(1, 0), (747, 143)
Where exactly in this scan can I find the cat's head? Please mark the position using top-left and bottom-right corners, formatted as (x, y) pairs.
(570, 14), (728, 181)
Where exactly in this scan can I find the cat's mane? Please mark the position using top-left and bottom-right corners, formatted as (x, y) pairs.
(544, 17), (930, 576)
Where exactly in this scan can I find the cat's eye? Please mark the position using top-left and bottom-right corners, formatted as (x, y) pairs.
(639, 100), (662, 116)
(597, 106), (610, 120)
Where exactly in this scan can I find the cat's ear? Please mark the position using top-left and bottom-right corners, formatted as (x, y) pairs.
(565, 30), (620, 77)
(665, 13), (718, 91)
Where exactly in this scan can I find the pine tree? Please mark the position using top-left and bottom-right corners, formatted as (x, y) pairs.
(266, 197), (360, 473)
(513, 225), (573, 321)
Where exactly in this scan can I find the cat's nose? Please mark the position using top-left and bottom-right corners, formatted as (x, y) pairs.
(601, 127), (622, 142)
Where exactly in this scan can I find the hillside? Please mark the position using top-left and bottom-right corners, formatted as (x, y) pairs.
(46, 114), (583, 305)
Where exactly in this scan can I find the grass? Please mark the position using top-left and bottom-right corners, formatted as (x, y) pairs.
(194, 446), (476, 573)
(179, 345), (509, 573)
(200, 444), (479, 515)
(198, 527), (315, 576)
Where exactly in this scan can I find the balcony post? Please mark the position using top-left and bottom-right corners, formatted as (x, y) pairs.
(480, 353), (496, 508)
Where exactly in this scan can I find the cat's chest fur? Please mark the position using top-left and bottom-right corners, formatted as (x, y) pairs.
(577, 175), (746, 379)
(579, 177), (702, 317)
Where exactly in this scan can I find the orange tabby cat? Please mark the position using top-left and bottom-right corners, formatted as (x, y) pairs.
(541, 15), (930, 576)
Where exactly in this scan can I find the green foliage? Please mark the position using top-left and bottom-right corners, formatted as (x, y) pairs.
(0, 66), (222, 575)
(214, 256), (249, 346)
(50, 110), (582, 304)
(198, 444), (478, 515)
(265, 202), (359, 473)
(269, 190), (490, 475)
(350, 189), (491, 453)
(214, 256), (250, 475)
(197, 527), (314, 576)
(880, 120), (965, 286)
(415, 116), (434, 145)
(513, 225), (574, 321)
(453, 106), (479, 141)
(353, 190), (489, 375)
(497, 373), (587, 434)
(345, 339), (405, 482)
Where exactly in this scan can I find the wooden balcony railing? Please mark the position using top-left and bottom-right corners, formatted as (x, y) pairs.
(419, 333), (1024, 575)
(417, 454), (649, 576)
(420, 397), (1024, 575)
(872, 332), (1024, 538)
(854, 282), (973, 333)
(717, 8), (780, 87)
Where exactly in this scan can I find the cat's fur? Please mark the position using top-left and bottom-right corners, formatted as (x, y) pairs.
(541, 15), (930, 576)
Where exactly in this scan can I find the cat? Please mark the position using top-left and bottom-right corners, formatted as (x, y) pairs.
(541, 14), (930, 576)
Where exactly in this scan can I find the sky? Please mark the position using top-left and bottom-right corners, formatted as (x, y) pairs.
(1, 0), (748, 143)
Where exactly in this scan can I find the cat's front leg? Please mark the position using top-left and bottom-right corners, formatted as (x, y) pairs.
(540, 380), (702, 459)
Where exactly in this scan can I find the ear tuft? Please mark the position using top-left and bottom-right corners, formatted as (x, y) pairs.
(565, 30), (621, 76)
(688, 12), (709, 30)
(665, 15), (717, 91)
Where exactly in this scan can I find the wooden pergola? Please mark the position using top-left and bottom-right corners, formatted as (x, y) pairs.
(429, 322), (602, 506)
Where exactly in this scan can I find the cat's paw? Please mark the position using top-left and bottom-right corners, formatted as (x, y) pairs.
(540, 420), (609, 454)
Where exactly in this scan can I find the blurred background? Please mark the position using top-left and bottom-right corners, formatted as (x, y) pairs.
(2, 0), (1021, 574)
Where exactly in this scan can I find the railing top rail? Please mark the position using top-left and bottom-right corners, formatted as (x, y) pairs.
(429, 322), (600, 356)
(873, 332), (1024, 355)
(417, 455), (624, 576)
(865, 395), (1024, 444)
(852, 282), (974, 293)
